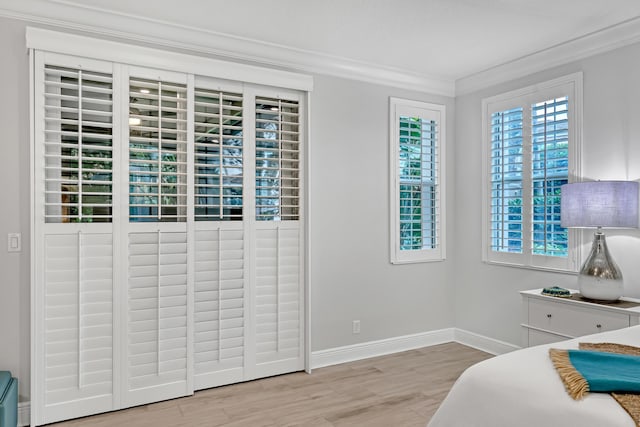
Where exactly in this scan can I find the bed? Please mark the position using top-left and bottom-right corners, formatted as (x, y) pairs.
(428, 325), (640, 427)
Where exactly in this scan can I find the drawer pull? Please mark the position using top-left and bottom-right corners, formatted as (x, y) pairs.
(596, 324), (602, 329)
(547, 314), (552, 318)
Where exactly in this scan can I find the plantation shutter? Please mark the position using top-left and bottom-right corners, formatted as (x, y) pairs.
(193, 82), (247, 389)
(531, 97), (569, 257)
(390, 99), (445, 264)
(483, 73), (580, 271)
(398, 116), (439, 251)
(490, 107), (524, 254)
(126, 230), (189, 404)
(255, 97), (300, 221)
(124, 70), (190, 406)
(41, 231), (114, 422)
(194, 88), (244, 221)
(253, 94), (304, 377)
(34, 54), (116, 425)
(193, 226), (245, 389)
(43, 65), (114, 223)
(128, 77), (188, 222)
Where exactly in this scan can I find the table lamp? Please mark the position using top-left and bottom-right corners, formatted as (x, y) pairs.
(560, 181), (639, 301)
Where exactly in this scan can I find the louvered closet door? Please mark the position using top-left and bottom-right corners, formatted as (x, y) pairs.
(33, 55), (116, 425)
(192, 84), (247, 389)
(253, 95), (304, 377)
(123, 70), (190, 406)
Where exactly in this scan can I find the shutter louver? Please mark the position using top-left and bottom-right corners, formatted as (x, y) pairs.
(127, 231), (188, 403)
(43, 231), (113, 421)
(254, 225), (301, 374)
(44, 65), (113, 223)
(255, 98), (300, 221)
(193, 225), (245, 389)
(129, 78), (188, 222)
(194, 89), (243, 221)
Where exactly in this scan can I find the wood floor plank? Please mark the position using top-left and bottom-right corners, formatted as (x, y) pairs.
(48, 342), (490, 427)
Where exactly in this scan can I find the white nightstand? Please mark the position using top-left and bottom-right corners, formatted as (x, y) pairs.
(521, 288), (640, 347)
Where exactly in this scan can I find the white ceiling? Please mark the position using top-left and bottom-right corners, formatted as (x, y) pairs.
(3, 0), (640, 93)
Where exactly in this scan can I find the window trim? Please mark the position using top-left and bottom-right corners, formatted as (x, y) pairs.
(389, 97), (446, 264)
(481, 73), (583, 272)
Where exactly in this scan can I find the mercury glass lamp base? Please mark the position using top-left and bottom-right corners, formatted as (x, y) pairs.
(577, 230), (623, 302)
(578, 275), (623, 301)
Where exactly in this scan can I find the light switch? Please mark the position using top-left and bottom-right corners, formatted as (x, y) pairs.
(8, 233), (21, 252)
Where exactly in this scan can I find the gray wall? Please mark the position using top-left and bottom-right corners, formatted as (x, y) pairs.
(0, 17), (32, 402)
(309, 75), (456, 350)
(454, 42), (640, 345)
(0, 16), (456, 401)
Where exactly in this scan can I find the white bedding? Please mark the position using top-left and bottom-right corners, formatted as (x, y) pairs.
(428, 325), (640, 427)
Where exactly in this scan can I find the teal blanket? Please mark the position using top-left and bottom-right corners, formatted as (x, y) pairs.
(550, 348), (640, 399)
(570, 350), (640, 393)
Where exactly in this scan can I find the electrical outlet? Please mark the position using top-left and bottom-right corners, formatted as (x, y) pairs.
(352, 320), (361, 334)
(7, 233), (21, 252)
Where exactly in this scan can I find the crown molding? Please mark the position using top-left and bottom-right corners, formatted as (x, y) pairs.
(0, 1), (455, 96)
(456, 16), (640, 96)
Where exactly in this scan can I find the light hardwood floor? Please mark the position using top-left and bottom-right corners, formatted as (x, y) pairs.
(49, 343), (491, 427)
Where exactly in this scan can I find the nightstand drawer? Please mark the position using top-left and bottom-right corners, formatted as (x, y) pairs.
(528, 298), (630, 337)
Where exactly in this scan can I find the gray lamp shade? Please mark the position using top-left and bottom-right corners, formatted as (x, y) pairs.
(560, 181), (639, 228)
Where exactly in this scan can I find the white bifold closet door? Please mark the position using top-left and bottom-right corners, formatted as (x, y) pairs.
(252, 95), (304, 378)
(123, 68), (191, 406)
(32, 51), (305, 426)
(33, 53), (117, 425)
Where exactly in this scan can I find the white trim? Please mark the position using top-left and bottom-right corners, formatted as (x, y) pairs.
(456, 16), (640, 95)
(311, 329), (455, 369)
(454, 329), (521, 356)
(25, 27), (313, 92)
(0, 5), (453, 95)
(18, 402), (30, 427)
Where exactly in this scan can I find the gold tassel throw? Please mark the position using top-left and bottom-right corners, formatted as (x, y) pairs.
(548, 348), (590, 400)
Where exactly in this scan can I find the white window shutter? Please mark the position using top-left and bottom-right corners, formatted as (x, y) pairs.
(389, 98), (446, 264)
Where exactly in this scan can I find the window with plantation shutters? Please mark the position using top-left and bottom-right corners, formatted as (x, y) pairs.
(255, 97), (300, 221)
(483, 73), (582, 271)
(44, 65), (114, 223)
(129, 77), (188, 222)
(390, 98), (445, 264)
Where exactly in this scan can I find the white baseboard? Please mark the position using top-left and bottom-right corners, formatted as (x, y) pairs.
(311, 328), (456, 369)
(18, 402), (29, 427)
(311, 327), (520, 369)
(454, 328), (521, 355)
